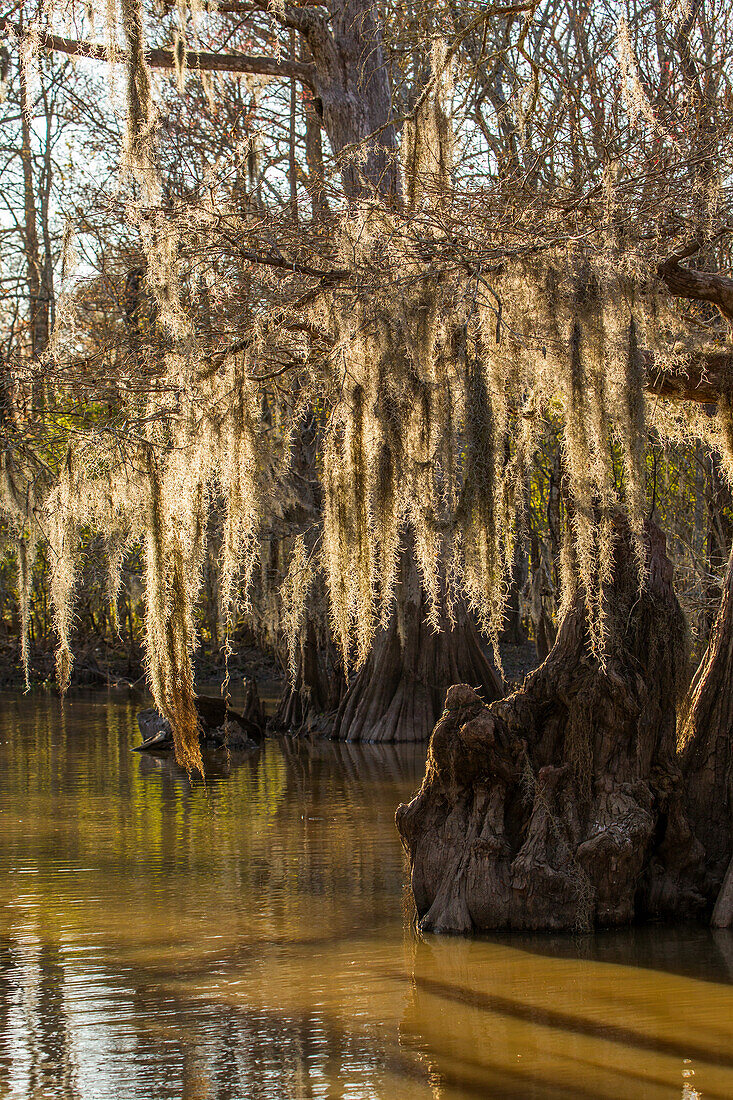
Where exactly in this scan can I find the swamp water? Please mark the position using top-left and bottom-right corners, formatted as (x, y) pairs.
(1, 693), (732, 1099)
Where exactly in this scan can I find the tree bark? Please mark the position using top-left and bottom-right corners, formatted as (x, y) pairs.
(303, 82), (329, 220)
(396, 520), (704, 931)
(679, 541), (733, 911)
(19, 56), (50, 375)
(274, 617), (344, 733)
(302, 0), (399, 200)
(702, 452), (733, 637)
(526, 533), (556, 661)
(332, 544), (502, 743)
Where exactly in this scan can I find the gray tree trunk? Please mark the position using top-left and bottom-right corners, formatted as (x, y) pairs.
(301, 0), (399, 200)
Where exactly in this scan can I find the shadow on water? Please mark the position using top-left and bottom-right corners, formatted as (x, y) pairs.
(475, 924), (733, 988)
(3, 692), (733, 1099)
(399, 934), (733, 1099)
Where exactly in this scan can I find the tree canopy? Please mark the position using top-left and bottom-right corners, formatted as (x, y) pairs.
(1, 0), (733, 775)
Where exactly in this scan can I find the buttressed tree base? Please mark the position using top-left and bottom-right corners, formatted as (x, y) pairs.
(397, 520), (711, 933)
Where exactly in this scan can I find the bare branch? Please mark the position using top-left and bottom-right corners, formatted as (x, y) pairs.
(238, 250), (348, 281)
(658, 247), (733, 326)
(0, 19), (317, 89)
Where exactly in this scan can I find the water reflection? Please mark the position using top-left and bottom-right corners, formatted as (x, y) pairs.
(492, 926), (733, 988)
(1, 693), (732, 1098)
(401, 935), (733, 1098)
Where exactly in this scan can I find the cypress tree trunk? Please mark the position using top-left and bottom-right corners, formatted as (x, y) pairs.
(288, 1), (498, 740)
(300, 0), (399, 201)
(331, 545), (502, 743)
(274, 618), (344, 733)
(396, 520), (704, 931)
(679, 541), (733, 923)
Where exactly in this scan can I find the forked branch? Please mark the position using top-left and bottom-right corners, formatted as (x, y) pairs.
(658, 237), (733, 328)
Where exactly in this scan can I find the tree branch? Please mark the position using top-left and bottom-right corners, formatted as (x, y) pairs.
(238, 249), (348, 280)
(216, 0), (328, 31)
(658, 236), (733, 327)
(659, 261), (733, 327)
(644, 349), (733, 404)
(0, 19), (316, 89)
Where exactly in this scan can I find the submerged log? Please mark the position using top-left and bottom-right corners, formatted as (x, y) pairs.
(396, 520), (705, 932)
(134, 691), (264, 754)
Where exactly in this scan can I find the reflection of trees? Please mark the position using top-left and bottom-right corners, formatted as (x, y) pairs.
(1, 923), (405, 1100)
(482, 925), (733, 988)
(0, 937), (78, 1099)
(9, 695), (733, 1099)
(116, 983), (425, 1100)
(400, 936), (733, 1100)
(274, 737), (426, 910)
(30, 942), (77, 1098)
(0, 695), (429, 1098)
(128, 733), (427, 942)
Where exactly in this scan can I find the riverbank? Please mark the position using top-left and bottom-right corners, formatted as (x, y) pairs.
(0, 636), (287, 694)
(0, 636), (540, 697)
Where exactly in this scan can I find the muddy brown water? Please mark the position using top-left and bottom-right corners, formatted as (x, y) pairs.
(1, 692), (732, 1099)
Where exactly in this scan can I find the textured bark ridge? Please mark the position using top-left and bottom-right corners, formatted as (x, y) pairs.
(396, 521), (705, 932)
(331, 548), (502, 743)
(274, 620), (344, 734)
(679, 544), (733, 926)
